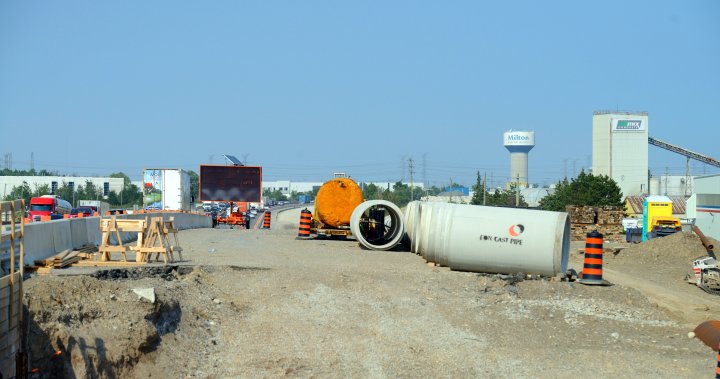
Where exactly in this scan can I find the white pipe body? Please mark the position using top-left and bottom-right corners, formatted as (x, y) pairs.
(405, 201), (569, 276)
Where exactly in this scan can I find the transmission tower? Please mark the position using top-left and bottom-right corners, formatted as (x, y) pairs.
(422, 153), (427, 188)
(408, 157), (415, 200)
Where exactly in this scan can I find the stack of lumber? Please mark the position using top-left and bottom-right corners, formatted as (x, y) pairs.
(565, 205), (625, 242)
(30, 245), (99, 273)
(597, 206), (624, 225)
(566, 206), (597, 224)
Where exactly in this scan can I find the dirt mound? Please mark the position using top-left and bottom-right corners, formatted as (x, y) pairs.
(610, 232), (714, 264)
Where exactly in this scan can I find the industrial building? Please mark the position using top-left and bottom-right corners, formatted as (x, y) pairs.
(649, 175), (694, 197)
(687, 173), (720, 240)
(624, 195), (687, 220)
(0, 176), (125, 199)
(592, 111), (649, 198)
(504, 130), (535, 189)
(262, 180), (323, 195)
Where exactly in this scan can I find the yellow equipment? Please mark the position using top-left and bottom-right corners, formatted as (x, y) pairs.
(649, 216), (682, 238)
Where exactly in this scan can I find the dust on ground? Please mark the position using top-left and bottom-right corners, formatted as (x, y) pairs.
(23, 208), (720, 378)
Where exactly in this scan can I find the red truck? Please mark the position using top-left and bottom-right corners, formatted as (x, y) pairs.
(28, 195), (72, 221)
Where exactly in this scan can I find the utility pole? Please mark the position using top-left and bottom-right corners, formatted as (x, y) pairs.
(664, 167), (669, 196)
(408, 157), (415, 201)
(563, 159), (568, 179)
(30, 152), (34, 172)
(483, 172), (487, 205)
(449, 178), (453, 203)
(515, 174), (520, 207)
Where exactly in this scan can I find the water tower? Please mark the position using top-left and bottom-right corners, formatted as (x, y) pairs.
(504, 130), (535, 189)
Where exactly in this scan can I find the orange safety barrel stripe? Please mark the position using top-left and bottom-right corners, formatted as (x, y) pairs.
(583, 258), (603, 265)
(583, 268), (603, 275)
(584, 248), (603, 255)
(585, 237), (603, 244)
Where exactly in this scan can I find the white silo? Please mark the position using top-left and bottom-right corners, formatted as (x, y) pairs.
(504, 130), (535, 189)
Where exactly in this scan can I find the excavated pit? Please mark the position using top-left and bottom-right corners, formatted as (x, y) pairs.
(23, 265), (259, 378)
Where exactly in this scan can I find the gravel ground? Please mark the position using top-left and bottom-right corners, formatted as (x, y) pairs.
(23, 207), (719, 378)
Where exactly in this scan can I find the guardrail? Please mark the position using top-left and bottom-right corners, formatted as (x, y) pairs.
(1, 212), (212, 268)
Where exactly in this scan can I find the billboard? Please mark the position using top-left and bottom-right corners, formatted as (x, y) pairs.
(612, 119), (645, 132)
(199, 165), (262, 202)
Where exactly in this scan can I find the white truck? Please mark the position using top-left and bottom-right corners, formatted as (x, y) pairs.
(142, 169), (191, 211)
(77, 200), (110, 215)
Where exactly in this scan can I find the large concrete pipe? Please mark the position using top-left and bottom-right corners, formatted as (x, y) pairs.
(403, 201), (419, 248)
(350, 200), (405, 251)
(409, 202), (424, 254)
(420, 202), (449, 263)
(405, 201), (569, 276)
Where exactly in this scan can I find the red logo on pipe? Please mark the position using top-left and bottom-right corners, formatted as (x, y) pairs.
(508, 224), (525, 236)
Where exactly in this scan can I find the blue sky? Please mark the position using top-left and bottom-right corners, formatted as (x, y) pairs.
(1, 1), (718, 187)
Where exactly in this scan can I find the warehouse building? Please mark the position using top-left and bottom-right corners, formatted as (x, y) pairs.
(0, 176), (125, 199)
(687, 173), (720, 240)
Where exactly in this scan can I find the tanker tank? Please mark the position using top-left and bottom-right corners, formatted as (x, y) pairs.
(313, 178), (364, 228)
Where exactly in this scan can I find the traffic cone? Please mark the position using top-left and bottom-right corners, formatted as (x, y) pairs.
(297, 208), (312, 239)
(263, 211), (271, 229)
(578, 230), (610, 285)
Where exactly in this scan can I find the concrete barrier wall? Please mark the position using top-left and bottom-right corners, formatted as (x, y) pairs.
(18, 213), (211, 265)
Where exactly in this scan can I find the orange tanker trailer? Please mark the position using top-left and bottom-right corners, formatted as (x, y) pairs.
(310, 177), (364, 237)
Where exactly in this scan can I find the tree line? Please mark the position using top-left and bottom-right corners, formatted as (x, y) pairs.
(1, 172), (143, 208)
(357, 169), (623, 210)
(2, 167), (623, 211)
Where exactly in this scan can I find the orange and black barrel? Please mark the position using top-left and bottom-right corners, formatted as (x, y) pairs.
(297, 208), (312, 239)
(578, 230), (609, 285)
(263, 211), (271, 229)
